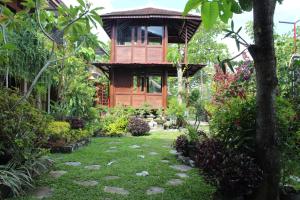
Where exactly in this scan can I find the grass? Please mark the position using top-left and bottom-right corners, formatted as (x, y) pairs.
(13, 131), (215, 200)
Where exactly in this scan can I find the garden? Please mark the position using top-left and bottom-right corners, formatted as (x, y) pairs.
(0, 0), (300, 200)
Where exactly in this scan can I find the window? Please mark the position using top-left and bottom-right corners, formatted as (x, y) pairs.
(147, 26), (163, 46)
(133, 27), (138, 45)
(147, 76), (162, 93)
(117, 26), (132, 45)
(141, 26), (146, 44)
(133, 76), (138, 92)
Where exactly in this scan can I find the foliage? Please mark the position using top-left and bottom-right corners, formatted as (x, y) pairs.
(174, 135), (189, 156)
(185, 125), (201, 142)
(167, 98), (187, 127)
(194, 138), (263, 197)
(105, 117), (129, 137)
(70, 129), (92, 142)
(0, 87), (50, 165)
(67, 117), (85, 129)
(127, 117), (150, 136)
(47, 121), (71, 142)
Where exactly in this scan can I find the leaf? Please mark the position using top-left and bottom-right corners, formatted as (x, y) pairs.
(231, 20), (234, 31)
(77, 0), (85, 7)
(231, 0), (242, 14)
(219, 0), (233, 23)
(183, 0), (203, 16)
(238, 0), (253, 12)
(201, 1), (219, 30)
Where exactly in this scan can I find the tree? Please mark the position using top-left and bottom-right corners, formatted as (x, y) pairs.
(184, 0), (282, 199)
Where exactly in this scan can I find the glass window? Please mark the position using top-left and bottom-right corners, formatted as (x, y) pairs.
(133, 76), (138, 92)
(147, 76), (162, 93)
(147, 26), (163, 46)
(117, 26), (132, 45)
(141, 26), (146, 44)
(133, 27), (138, 45)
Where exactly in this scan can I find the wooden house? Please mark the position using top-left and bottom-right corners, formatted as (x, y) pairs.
(94, 8), (205, 109)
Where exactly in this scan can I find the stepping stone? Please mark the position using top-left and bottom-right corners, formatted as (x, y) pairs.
(142, 144), (150, 147)
(73, 180), (99, 187)
(161, 160), (170, 163)
(149, 152), (158, 155)
(106, 149), (117, 153)
(104, 186), (129, 195)
(65, 161), (81, 166)
(109, 146), (117, 149)
(109, 142), (122, 145)
(138, 155), (145, 159)
(49, 170), (67, 178)
(170, 165), (192, 172)
(162, 145), (170, 148)
(176, 173), (189, 178)
(107, 160), (117, 166)
(146, 187), (165, 195)
(136, 171), (149, 176)
(129, 145), (140, 149)
(166, 179), (184, 186)
(32, 186), (53, 199)
(104, 176), (120, 181)
(84, 165), (101, 170)
(169, 150), (179, 155)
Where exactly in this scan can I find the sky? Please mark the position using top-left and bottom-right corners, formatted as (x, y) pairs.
(63, 0), (300, 55)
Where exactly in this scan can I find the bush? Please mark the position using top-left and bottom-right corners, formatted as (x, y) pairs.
(0, 87), (50, 165)
(194, 138), (263, 197)
(167, 98), (187, 128)
(127, 117), (150, 136)
(67, 117), (85, 129)
(47, 121), (71, 143)
(106, 117), (128, 136)
(70, 129), (92, 142)
(174, 135), (189, 156)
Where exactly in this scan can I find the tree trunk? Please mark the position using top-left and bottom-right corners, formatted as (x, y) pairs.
(252, 0), (280, 199)
(177, 63), (183, 104)
(5, 67), (9, 88)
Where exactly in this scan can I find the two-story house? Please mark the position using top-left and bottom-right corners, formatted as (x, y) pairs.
(95, 7), (205, 109)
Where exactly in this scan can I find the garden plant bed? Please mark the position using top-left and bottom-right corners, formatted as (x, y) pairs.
(50, 138), (91, 153)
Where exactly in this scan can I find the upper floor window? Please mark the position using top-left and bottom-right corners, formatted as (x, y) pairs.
(147, 26), (163, 46)
(117, 26), (132, 45)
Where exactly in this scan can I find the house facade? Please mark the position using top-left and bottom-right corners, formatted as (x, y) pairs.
(94, 7), (205, 109)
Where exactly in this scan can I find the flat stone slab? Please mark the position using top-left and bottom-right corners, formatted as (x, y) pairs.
(73, 180), (99, 187)
(104, 186), (129, 195)
(149, 152), (158, 155)
(161, 160), (170, 163)
(32, 186), (53, 199)
(109, 146), (117, 149)
(146, 187), (165, 195)
(107, 160), (117, 166)
(170, 165), (192, 172)
(49, 170), (67, 178)
(129, 145), (140, 149)
(162, 145), (170, 148)
(138, 155), (145, 159)
(105, 149), (118, 153)
(65, 161), (81, 166)
(166, 179), (184, 186)
(136, 171), (149, 176)
(84, 165), (101, 170)
(169, 150), (179, 155)
(176, 173), (189, 178)
(109, 141), (122, 145)
(104, 176), (120, 181)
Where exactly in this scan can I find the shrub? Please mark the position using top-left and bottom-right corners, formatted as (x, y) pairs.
(0, 87), (50, 165)
(67, 117), (85, 129)
(194, 138), (263, 197)
(174, 135), (189, 156)
(167, 98), (187, 128)
(127, 117), (150, 136)
(70, 129), (92, 142)
(106, 117), (128, 136)
(47, 121), (71, 142)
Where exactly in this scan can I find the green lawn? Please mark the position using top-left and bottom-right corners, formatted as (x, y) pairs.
(13, 131), (215, 200)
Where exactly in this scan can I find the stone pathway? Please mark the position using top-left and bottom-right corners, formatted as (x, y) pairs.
(84, 165), (101, 170)
(136, 171), (149, 176)
(104, 186), (129, 195)
(64, 161), (81, 166)
(146, 187), (165, 195)
(104, 176), (120, 180)
(170, 165), (192, 172)
(149, 151), (158, 155)
(129, 144), (140, 149)
(32, 186), (53, 199)
(73, 180), (99, 187)
(161, 159), (170, 163)
(49, 170), (67, 178)
(176, 173), (189, 178)
(166, 179), (183, 186)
